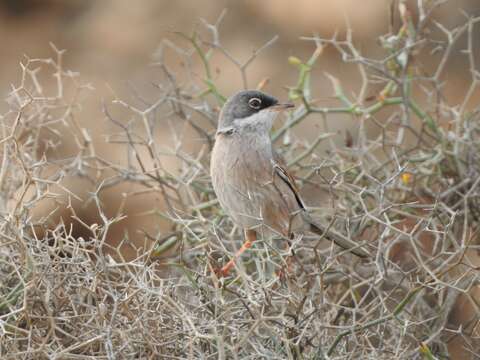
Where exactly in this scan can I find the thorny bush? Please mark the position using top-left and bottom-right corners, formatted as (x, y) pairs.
(1, 2), (480, 359)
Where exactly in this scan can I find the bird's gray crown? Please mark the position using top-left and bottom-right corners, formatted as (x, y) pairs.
(218, 90), (279, 129)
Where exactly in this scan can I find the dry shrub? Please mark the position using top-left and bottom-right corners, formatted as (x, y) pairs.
(1, 2), (480, 359)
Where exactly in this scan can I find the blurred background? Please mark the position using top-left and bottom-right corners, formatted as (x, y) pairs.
(0, 0), (479, 93)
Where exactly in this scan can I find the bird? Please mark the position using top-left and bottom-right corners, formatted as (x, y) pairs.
(210, 90), (369, 276)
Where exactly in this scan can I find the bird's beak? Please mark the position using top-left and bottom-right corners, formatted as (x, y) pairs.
(268, 103), (295, 112)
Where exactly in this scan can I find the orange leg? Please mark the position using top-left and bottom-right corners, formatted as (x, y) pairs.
(218, 229), (257, 277)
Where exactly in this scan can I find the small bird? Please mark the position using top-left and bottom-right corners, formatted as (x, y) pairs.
(210, 90), (368, 276)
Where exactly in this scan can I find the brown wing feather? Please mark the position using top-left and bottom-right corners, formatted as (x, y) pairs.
(273, 163), (305, 210)
(272, 158), (369, 258)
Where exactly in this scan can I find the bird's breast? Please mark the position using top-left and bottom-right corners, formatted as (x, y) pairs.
(210, 133), (275, 228)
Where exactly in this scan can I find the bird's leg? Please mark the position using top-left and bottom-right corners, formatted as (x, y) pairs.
(218, 229), (257, 277)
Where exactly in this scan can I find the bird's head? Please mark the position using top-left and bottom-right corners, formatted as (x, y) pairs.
(217, 90), (294, 134)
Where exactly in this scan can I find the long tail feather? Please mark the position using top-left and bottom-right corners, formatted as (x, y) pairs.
(303, 213), (370, 258)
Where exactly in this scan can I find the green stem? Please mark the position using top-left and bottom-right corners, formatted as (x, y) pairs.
(408, 99), (439, 135)
(272, 97), (403, 143)
(177, 32), (225, 104)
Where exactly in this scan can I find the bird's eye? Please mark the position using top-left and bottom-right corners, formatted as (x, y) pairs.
(248, 97), (262, 109)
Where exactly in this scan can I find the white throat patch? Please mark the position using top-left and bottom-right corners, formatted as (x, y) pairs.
(232, 109), (279, 133)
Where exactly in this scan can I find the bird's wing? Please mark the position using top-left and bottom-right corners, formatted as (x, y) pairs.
(272, 160), (369, 258)
(272, 162), (305, 210)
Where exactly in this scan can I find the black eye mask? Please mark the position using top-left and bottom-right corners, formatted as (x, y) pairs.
(219, 90), (279, 129)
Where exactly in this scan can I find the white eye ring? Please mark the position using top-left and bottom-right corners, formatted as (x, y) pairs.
(248, 97), (262, 109)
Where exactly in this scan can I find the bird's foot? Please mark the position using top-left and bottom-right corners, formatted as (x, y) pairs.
(211, 259), (235, 278)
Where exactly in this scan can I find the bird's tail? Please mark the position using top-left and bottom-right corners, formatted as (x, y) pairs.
(303, 213), (370, 258)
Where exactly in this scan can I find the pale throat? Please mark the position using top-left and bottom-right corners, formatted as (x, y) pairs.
(232, 110), (278, 134)
(230, 110), (277, 163)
